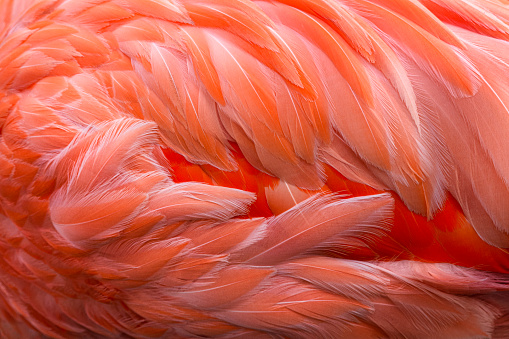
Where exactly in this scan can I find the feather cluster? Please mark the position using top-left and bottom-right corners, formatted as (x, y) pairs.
(1, 0), (509, 337)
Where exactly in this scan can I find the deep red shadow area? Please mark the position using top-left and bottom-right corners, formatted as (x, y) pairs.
(163, 146), (509, 273)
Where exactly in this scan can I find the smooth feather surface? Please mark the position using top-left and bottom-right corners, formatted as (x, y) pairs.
(1, 0), (509, 338)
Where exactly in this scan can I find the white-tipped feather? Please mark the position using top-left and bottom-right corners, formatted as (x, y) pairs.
(2, 1), (509, 338)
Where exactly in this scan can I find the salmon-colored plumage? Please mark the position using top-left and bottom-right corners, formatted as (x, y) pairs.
(1, 0), (509, 337)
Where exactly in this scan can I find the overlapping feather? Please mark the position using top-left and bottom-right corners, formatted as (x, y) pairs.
(1, 0), (509, 338)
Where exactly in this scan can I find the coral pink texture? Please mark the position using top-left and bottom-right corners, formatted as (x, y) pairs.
(1, 0), (509, 337)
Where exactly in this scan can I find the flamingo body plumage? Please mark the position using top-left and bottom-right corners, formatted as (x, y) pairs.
(1, 0), (509, 337)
